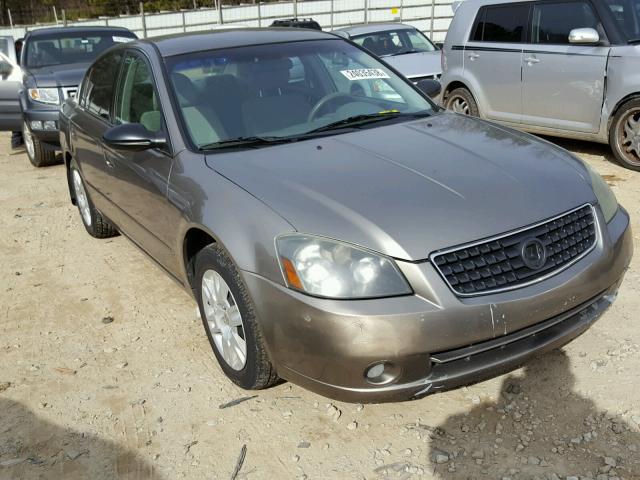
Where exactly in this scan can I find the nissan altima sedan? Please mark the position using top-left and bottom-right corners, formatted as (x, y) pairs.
(60, 28), (633, 402)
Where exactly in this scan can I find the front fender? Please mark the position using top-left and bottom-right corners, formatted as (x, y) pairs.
(604, 51), (640, 125)
(169, 150), (296, 288)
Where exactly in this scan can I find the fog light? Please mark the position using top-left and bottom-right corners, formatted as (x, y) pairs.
(43, 120), (57, 130)
(30, 120), (43, 130)
(364, 361), (398, 385)
(366, 363), (385, 379)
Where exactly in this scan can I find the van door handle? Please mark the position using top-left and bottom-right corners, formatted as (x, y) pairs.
(468, 52), (480, 60)
(524, 56), (540, 64)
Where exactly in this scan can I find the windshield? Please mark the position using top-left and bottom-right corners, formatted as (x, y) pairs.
(165, 39), (434, 150)
(604, 0), (640, 40)
(351, 29), (437, 57)
(24, 32), (135, 68)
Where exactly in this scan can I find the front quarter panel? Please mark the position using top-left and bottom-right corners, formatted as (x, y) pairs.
(168, 150), (296, 287)
(604, 47), (640, 124)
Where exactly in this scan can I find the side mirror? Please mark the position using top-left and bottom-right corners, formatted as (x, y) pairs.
(0, 61), (13, 76)
(416, 78), (441, 99)
(568, 28), (600, 45)
(103, 123), (166, 151)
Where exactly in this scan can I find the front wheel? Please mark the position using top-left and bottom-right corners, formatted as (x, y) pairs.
(609, 98), (640, 171)
(23, 121), (57, 167)
(444, 87), (480, 117)
(195, 244), (278, 390)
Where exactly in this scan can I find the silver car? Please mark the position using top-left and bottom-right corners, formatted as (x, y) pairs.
(441, 0), (640, 171)
(334, 23), (442, 83)
(59, 28), (632, 403)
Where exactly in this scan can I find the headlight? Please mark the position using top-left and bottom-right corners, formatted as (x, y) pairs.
(28, 88), (60, 105)
(276, 234), (412, 299)
(586, 165), (618, 223)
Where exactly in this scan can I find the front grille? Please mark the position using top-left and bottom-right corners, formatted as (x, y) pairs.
(431, 205), (597, 296)
(62, 87), (77, 100)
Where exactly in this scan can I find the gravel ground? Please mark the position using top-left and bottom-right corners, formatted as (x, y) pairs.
(0, 133), (639, 480)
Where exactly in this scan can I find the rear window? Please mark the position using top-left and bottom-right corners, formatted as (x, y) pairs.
(24, 31), (135, 69)
(471, 4), (529, 43)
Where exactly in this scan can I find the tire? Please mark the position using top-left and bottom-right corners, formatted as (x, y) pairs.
(445, 87), (480, 117)
(23, 121), (57, 167)
(195, 244), (278, 390)
(609, 98), (640, 171)
(69, 162), (118, 238)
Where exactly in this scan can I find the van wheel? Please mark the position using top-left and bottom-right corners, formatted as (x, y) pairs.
(23, 121), (57, 167)
(609, 98), (640, 171)
(69, 163), (118, 238)
(195, 244), (278, 390)
(445, 88), (479, 117)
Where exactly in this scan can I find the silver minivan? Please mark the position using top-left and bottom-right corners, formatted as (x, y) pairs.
(441, 0), (640, 171)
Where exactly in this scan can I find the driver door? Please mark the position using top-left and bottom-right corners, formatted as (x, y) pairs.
(521, 1), (609, 133)
(101, 51), (181, 273)
(0, 49), (23, 131)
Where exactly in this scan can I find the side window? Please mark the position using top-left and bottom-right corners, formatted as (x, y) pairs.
(114, 53), (162, 133)
(531, 2), (600, 44)
(84, 51), (122, 120)
(471, 4), (529, 43)
(79, 71), (91, 107)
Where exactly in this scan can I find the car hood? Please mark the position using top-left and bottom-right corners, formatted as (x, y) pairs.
(27, 62), (91, 88)
(383, 50), (441, 78)
(205, 113), (596, 261)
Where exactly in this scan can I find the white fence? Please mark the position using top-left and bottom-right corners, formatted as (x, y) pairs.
(0, 0), (456, 42)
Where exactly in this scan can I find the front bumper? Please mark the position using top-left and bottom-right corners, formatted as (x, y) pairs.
(23, 108), (61, 147)
(244, 206), (633, 402)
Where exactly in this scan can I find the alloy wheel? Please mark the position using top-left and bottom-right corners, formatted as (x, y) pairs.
(618, 108), (640, 167)
(72, 169), (92, 227)
(449, 96), (470, 115)
(201, 269), (247, 371)
(23, 122), (35, 160)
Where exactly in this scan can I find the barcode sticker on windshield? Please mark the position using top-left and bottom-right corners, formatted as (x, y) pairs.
(340, 68), (390, 81)
(113, 36), (133, 43)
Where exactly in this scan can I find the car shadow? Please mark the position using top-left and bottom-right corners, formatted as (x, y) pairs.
(427, 350), (640, 479)
(0, 397), (164, 480)
(543, 136), (619, 165)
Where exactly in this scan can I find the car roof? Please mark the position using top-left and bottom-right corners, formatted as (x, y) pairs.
(333, 23), (416, 37)
(456, 0), (530, 8)
(147, 27), (336, 57)
(24, 26), (135, 38)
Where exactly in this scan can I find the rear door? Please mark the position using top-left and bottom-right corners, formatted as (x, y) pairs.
(521, 0), (609, 133)
(464, 3), (530, 123)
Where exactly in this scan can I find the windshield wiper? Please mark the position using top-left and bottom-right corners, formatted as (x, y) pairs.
(301, 111), (432, 135)
(391, 49), (420, 56)
(628, 38), (640, 44)
(198, 136), (289, 151)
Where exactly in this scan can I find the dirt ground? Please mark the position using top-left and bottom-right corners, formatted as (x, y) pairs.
(1, 132), (639, 480)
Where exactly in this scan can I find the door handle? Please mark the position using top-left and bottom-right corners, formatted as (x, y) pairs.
(103, 151), (114, 169)
(468, 52), (480, 60)
(524, 56), (540, 64)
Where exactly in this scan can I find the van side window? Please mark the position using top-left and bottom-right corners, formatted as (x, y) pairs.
(531, 2), (600, 44)
(471, 4), (529, 43)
